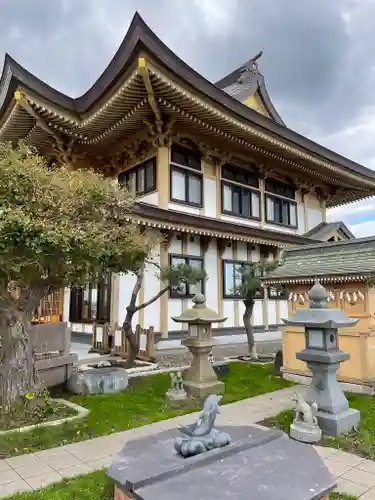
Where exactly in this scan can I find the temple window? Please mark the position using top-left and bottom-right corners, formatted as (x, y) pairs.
(222, 260), (263, 298)
(265, 178), (297, 228)
(221, 164), (260, 220)
(169, 254), (204, 297)
(69, 275), (111, 323)
(118, 157), (156, 196)
(170, 144), (203, 207)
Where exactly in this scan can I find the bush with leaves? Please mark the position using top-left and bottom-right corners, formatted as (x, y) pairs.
(0, 142), (152, 412)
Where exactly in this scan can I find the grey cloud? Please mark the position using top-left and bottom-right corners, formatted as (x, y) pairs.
(0, 0), (375, 163)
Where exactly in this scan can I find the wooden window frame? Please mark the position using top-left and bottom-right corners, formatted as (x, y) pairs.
(169, 254), (205, 298)
(221, 181), (261, 220)
(265, 194), (298, 229)
(170, 144), (203, 208)
(69, 275), (111, 324)
(118, 157), (157, 196)
(222, 260), (264, 299)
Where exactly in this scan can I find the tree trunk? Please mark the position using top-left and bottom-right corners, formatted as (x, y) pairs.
(0, 309), (39, 411)
(122, 265), (170, 368)
(243, 298), (258, 360)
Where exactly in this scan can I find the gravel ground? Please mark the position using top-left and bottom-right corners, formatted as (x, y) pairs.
(154, 340), (281, 368)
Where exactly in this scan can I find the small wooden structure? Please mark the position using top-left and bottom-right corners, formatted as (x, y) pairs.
(263, 237), (375, 390)
(91, 323), (155, 361)
(32, 289), (64, 324)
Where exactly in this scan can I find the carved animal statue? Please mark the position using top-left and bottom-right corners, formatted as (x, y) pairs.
(293, 393), (318, 426)
(174, 394), (230, 457)
(179, 394), (222, 437)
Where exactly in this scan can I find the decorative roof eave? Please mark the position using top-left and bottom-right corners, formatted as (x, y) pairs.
(126, 215), (290, 248)
(130, 203), (315, 248)
(145, 64), (375, 192)
(1, 12), (375, 192)
(262, 274), (374, 285)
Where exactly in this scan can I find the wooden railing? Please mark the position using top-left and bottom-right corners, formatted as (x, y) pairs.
(91, 323), (154, 361)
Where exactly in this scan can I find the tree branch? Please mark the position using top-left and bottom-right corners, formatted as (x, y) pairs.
(133, 285), (170, 313)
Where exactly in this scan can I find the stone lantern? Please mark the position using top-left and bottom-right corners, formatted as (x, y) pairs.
(172, 293), (226, 398)
(282, 281), (360, 436)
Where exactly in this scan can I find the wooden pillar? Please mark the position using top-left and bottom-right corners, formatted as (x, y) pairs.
(157, 146), (170, 209)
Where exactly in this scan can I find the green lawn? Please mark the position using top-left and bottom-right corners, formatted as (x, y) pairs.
(0, 362), (293, 458)
(261, 392), (375, 459)
(3, 469), (357, 500)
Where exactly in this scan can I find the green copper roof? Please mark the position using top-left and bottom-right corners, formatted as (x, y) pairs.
(262, 236), (375, 284)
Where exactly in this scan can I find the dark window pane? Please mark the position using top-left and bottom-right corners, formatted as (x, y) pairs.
(69, 275), (111, 323)
(170, 255), (204, 297)
(241, 189), (251, 218)
(171, 144), (201, 170)
(265, 178), (295, 199)
(145, 163), (155, 191)
(118, 158), (156, 195)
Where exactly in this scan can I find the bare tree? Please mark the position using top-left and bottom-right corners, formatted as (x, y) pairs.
(122, 258), (206, 367)
(232, 261), (278, 360)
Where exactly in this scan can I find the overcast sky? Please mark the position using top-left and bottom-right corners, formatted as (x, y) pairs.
(1, 0), (375, 236)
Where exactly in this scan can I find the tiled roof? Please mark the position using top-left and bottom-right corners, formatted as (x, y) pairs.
(304, 221), (354, 241)
(263, 236), (375, 283)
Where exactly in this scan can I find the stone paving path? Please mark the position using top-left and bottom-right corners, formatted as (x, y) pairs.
(0, 385), (373, 498)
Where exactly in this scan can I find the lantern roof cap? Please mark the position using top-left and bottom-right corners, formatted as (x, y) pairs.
(172, 294), (227, 324)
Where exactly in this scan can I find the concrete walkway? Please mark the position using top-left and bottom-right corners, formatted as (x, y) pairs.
(0, 385), (373, 498)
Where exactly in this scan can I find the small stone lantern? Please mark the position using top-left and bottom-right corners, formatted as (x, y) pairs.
(172, 293), (226, 398)
(282, 281), (360, 436)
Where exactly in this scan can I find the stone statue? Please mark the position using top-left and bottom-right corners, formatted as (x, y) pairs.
(165, 371), (187, 404)
(174, 394), (231, 457)
(289, 393), (322, 444)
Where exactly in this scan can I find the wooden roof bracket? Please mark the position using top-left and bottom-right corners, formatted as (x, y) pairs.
(138, 57), (163, 133)
(14, 90), (76, 169)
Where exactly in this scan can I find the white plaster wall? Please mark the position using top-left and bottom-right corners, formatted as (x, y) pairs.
(168, 202), (200, 216)
(251, 245), (261, 262)
(117, 273), (139, 328)
(280, 300), (289, 321)
(187, 235), (201, 256)
(307, 208), (323, 231)
(221, 214), (261, 228)
(169, 234), (183, 254)
(168, 300), (183, 331)
(297, 203), (305, 234)
(143, 245), (161, 332)
(268, 300), (277, 325)
(204, 177), (217, 218)
(263, 223), (297, 234)
(223, 300), (235, 328)
(236, 241), (248, 261)
(137, 191), (158, 206)
(253, 301), (263, 325)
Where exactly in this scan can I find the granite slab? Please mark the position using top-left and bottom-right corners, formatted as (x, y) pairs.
(108, 425), (336, 500)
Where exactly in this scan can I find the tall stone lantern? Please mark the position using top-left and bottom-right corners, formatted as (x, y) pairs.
(282, 281), (360, 436)
(172, 293), (226, 398)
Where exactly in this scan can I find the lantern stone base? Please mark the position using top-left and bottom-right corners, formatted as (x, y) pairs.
(182, 339), (224, 399)
(183, 379), (225, 399)
(316, 408), (360, 437)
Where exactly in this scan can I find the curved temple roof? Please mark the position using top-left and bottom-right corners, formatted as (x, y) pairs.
(1, 12), (375, 208)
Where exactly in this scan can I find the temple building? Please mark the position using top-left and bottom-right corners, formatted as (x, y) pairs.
(1, 12), (375, 345)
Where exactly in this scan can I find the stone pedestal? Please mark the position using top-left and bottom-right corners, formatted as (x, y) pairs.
(182, 339), (224, 398)
(171, 294), (227, 399)
(282, 281), (361, 437)
(302, 358), (360, 436)
(107, 425), (336, 499)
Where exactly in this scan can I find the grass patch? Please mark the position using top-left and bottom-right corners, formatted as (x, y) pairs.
(3, 469), (356, 500)
(0, 401), (76, 432)
(0, 362), (293, 458)
(261, 392), (375, 459)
